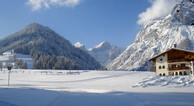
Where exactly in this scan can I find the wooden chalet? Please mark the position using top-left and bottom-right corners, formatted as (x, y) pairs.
(149, 47), (194, 76)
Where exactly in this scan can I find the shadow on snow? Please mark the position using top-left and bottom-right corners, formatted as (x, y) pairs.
(0, 88), (194, 106)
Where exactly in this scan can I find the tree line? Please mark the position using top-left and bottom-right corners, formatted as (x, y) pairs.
(30, 49), (82, 70)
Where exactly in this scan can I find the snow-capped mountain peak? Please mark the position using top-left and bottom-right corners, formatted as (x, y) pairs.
(95, 41), (111, 49)
(74, 42), (87, 51)
(74, 42), (84, 48)
(88, 41), (124, 66)
(88, 41), (111, 53)
(107, 1), (194, 71)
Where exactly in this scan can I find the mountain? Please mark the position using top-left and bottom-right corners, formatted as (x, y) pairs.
(107, 1), (194, 71)
(0, 23), (101, 70)
(74, 42), (87, 52)
(88, 41), (124, 66)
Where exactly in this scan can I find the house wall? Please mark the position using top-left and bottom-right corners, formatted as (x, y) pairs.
(151, 49), (194, 76)
(191, 61), (194, 76)
(168, 70), (190, 76)
(167, 61), (191, 76)
(156, 53), (168, 76)
(168, 62), (190, 68)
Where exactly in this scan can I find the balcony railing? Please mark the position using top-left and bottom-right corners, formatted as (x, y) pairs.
(167, 59), (189, 63)
(168, 67), (190, 71)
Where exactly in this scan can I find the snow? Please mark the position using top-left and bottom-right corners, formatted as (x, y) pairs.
(88, 41), (112, 52)
(74, 42), (87, 52)
(107, 1), (194, 71)
(15, 54), (33, 69)
(74, 42), (84, 48)
(0, 53), (33, 69)
(95, 41), (109, 49)
(0, 70), (194, 106)
(133, 75), (194, 88)
(88, 41), (124, 66)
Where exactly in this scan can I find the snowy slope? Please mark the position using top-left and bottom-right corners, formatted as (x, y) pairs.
(74, 42), (87, 52)
(88, 41), (124, 66)
(107, 1), (194, 71)
(0, 53), (33, 69)
(0, 70), (194, 106)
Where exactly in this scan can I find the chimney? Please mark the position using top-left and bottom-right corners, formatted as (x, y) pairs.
(174, 44), (177, 48)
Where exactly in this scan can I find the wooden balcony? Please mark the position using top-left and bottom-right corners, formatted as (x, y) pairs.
(168, 67), (190, 71)
(167, 59), (189, 63)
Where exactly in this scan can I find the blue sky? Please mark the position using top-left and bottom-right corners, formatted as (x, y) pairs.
(0, 0), (178, 48)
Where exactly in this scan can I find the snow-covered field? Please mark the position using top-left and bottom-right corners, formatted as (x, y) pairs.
(0, 69), (194, 106)
(0, 53), (33, 69)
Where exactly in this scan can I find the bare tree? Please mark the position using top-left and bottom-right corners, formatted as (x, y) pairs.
(15, 59), (24, 69)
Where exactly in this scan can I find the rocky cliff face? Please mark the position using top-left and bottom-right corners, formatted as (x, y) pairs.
(107, 1), (194, 71)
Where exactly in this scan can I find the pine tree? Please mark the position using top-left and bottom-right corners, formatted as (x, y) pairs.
(23, 62), (28, 69)
(0, 62), (2, 71)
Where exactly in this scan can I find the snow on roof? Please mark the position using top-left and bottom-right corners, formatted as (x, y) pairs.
(3, 51), (12, 55)
(3, 50), (14, 55)
(149, 48), (194, 61)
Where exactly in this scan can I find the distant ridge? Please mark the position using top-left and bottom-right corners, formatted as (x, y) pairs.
(88, 41), (124, 66)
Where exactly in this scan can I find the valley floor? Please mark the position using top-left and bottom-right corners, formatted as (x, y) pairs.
(0, 69), (194, 106)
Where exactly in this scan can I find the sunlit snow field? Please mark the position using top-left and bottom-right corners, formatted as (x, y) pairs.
(0, 69), (194, 106)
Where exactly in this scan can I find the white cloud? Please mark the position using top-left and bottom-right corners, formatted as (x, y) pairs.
(27, 0), (81, 11)
(137, 0), (180, 25)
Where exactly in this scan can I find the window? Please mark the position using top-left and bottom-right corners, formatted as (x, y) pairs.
(191, 71), (192, 74)
(175, 72), (178, 75)
(163, 66), (165, 69)
(181, 64), (185, 67)
(159, 74), (162, 76)
(179, 72), (182, 75)
(172, 64), (176, 68)
(184, 71), (187, 75)
(160, 58), (163, 61)
(163, 73), (165, 76)
(159, 66), (161, 69)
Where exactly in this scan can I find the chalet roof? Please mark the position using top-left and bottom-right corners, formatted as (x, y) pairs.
(149, 48), (194, 61)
